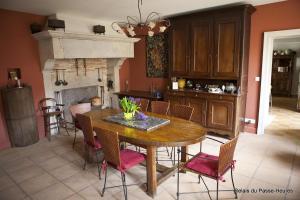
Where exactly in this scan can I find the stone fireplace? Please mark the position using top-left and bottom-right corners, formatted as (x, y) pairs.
(33, 30), (139, 133)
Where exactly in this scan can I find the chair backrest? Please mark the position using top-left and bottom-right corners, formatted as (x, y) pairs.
(94, 127), (121, 167)
(76, 113), (96, 146)
(139, 98), (150, 112)
(69, 103), (91, 118)
(171, 104), (194, 120)
(151, 101), (170, 115)
(39, 98), (58, 113)
(218, 136), (238, 175)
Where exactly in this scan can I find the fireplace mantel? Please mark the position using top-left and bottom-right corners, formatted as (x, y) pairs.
(33, 30), (140, 70)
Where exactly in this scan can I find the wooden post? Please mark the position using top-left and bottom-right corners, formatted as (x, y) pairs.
(146, 146), (157, 198)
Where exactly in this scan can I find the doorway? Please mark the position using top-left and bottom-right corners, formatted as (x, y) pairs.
(257, 29), (300, 135)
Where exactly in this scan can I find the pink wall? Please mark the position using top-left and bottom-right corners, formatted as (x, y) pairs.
(119, 36), (168, 92)
(0, 9), (46, 149)
(244, 0), (300, 133)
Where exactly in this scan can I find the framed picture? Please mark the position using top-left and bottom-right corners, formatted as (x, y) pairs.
(146, 33), (168, 78)
(8, 68), (21, 80)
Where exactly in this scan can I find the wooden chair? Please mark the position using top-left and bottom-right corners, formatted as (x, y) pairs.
(150, 101), (172, 162)
(177, 136), (239, 200)
(170, 104), (194, 163)
(76, 114), (102, 179)
(69, 103), (91, 148)
(138, 98), (150, 112)
(151, 101), (170, 115)
(39, 98), (69, 141)
(171, 104), (194, 121)
(94, 127), (146, 200)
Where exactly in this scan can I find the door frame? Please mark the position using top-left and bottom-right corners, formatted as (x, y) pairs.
(257, 28), (300, 135)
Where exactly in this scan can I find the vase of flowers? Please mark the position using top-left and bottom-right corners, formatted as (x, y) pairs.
(120, 97), (140, 120)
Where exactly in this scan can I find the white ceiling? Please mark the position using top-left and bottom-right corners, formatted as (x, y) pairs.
(0, 0), (285, 21)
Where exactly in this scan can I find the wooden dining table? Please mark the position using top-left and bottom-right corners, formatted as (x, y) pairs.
(85, 109), (206, 198)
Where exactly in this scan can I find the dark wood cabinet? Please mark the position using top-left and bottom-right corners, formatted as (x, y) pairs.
(190, 18), (213, 77)
(166, 91), (239, 137)
(170, 21), (189, 76)
(271, 54), (295, 96)
(187, 97), (207, 126)
(167, 5), (255, 137)
(1, 86), (39, 147)
(207, 99), (234, 131)
(169, 5), (254, 81)
(213, 14), (240, 78)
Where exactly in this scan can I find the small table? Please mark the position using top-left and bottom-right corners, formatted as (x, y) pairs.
(85, 109), (206, 197)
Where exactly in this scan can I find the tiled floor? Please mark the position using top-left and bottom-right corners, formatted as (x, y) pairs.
(0, 97), (299, 200)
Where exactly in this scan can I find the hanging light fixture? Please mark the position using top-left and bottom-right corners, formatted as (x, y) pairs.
(111, 0), (171, 37)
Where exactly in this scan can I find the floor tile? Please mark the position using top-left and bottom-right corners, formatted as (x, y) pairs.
(0, 175), (15, 191)
(8, 165), (44, 183)
(0, 185), (27, 200)
(49, 163), (80, 180)
(38, 156), (68, 171)
(19, 173), (58, 195)
(31, 182), (74, 200)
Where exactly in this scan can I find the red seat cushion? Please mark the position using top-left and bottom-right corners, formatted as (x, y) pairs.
(185, 152), (220, 179)
(119, 149), (146, 171)
(85, 136), (102, 150)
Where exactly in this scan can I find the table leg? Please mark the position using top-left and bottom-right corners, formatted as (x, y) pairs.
(180, 146), (188, 173)
(181, 146), (188, 162)
(146, 146), (157, 198)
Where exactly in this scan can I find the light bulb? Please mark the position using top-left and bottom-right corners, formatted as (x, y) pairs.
(148, 21), (156, 29)
(159, 26), (167, 32)
(148, 30), (154, 37)
(128, 29), (136, 37)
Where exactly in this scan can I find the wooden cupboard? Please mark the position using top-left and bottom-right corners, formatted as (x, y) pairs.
(190, 18), (213, 77)
(271, 54), (295, 96)
(169, 4), (255, 82)
(167, 5), (255, 137)
(169, 20), (189, 76)
(213, 13), (241, 78)
(166, 90), (239, 137)
(207, 99), (234, 131)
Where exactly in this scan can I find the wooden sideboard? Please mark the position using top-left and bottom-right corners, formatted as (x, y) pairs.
(165, 90), (241, 138)
(166, 5), (255, 137)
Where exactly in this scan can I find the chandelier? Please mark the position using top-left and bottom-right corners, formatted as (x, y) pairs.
(111, 0), (170, 37)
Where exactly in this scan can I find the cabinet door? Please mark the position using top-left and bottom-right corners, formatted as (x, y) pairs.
(169, 21), (189, 76)
(213, 15), (240, 78)
(207, 100), (234, 131)
(190, 19), (213, 77)
(187, 97), (207, 126)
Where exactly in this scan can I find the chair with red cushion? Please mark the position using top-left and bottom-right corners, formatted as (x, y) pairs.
(94, 127), (146, 200)
(76, 113), (102, 179)
(69, 103), (91, 148)
(176, 136), (239, 200)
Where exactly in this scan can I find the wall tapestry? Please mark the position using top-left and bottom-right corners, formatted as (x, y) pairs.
(146, 33), (168, 77)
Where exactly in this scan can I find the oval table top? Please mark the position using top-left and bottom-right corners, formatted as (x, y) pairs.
(85, 109), (206, 147)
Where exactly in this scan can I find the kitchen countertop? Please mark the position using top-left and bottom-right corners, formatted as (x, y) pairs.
(167, 89), (241, 97)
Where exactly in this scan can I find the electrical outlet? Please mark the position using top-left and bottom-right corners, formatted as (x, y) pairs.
(244, 118), (256, 124)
